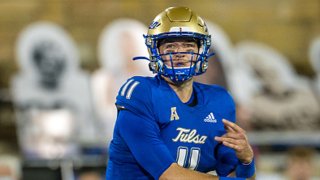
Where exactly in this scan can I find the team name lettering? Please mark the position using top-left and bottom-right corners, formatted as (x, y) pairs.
(172, 127), (207, 144)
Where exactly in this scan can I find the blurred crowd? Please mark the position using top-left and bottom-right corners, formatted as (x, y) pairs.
(0, 18), (319, 179)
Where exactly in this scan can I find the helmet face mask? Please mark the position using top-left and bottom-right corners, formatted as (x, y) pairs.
(159, 37), (198, 66)
(144, 7), (212, 82)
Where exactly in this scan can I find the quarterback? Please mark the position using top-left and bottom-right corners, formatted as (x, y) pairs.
(106, 7), (255, 180)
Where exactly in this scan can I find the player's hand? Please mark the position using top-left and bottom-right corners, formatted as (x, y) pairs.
(214, 119), (254, 164)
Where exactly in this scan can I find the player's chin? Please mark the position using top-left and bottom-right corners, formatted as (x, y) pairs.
(177, 62), (193, 67)
(166, 76), (193, 86)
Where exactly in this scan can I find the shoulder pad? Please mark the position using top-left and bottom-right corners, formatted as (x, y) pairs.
(116, 76), (154, 117)
(117, 76), (151, 100)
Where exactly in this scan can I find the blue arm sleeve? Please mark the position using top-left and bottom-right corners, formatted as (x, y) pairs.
(216, 90), (238, 176)
(215, 144), (238, 176)
(117, 109), (175, 179)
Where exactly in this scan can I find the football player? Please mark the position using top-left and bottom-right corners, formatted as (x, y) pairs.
(106, 7), (255, 180)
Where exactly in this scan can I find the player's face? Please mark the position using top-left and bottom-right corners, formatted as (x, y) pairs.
(159, 38), (199, 68)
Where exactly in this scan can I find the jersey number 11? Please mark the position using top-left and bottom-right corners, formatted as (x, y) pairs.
(176, 146), (200, 170)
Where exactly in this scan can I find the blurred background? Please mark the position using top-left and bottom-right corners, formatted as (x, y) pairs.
(0, 0), (319, 179)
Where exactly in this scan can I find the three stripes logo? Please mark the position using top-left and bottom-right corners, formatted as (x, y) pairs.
(120, 79), (140, 99)
(204, 112), (217, 123)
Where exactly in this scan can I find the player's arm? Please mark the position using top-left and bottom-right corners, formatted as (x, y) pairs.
(228, 171), (256, 180)
(215, 119), (256, 180)
(160, 163), (217, 180)
(118, 109), (244, 180)
(160, 163), (247, 180)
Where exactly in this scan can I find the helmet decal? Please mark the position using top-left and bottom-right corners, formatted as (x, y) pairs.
(149, 21), (161, 29)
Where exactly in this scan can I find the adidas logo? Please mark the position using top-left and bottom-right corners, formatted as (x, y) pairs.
(204, 113), (217, 123)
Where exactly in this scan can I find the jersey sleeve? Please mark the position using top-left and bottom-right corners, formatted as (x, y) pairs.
(214, 86), (238, 176)
(219, 86), (236, 123)
(208, 84), (236, 123)
(115, 77), (175, 179)
(116, 77), (154, 118)
(225, 90), (236, 123)
(214, 143), (238, 176)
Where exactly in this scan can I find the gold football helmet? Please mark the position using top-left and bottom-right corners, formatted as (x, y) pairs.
(139, 7), (212, 82)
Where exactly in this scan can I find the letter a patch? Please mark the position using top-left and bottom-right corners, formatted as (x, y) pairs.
(170, 107), (180, 121)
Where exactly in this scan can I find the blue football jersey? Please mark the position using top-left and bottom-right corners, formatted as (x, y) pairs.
(106, 75), (239, 180)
